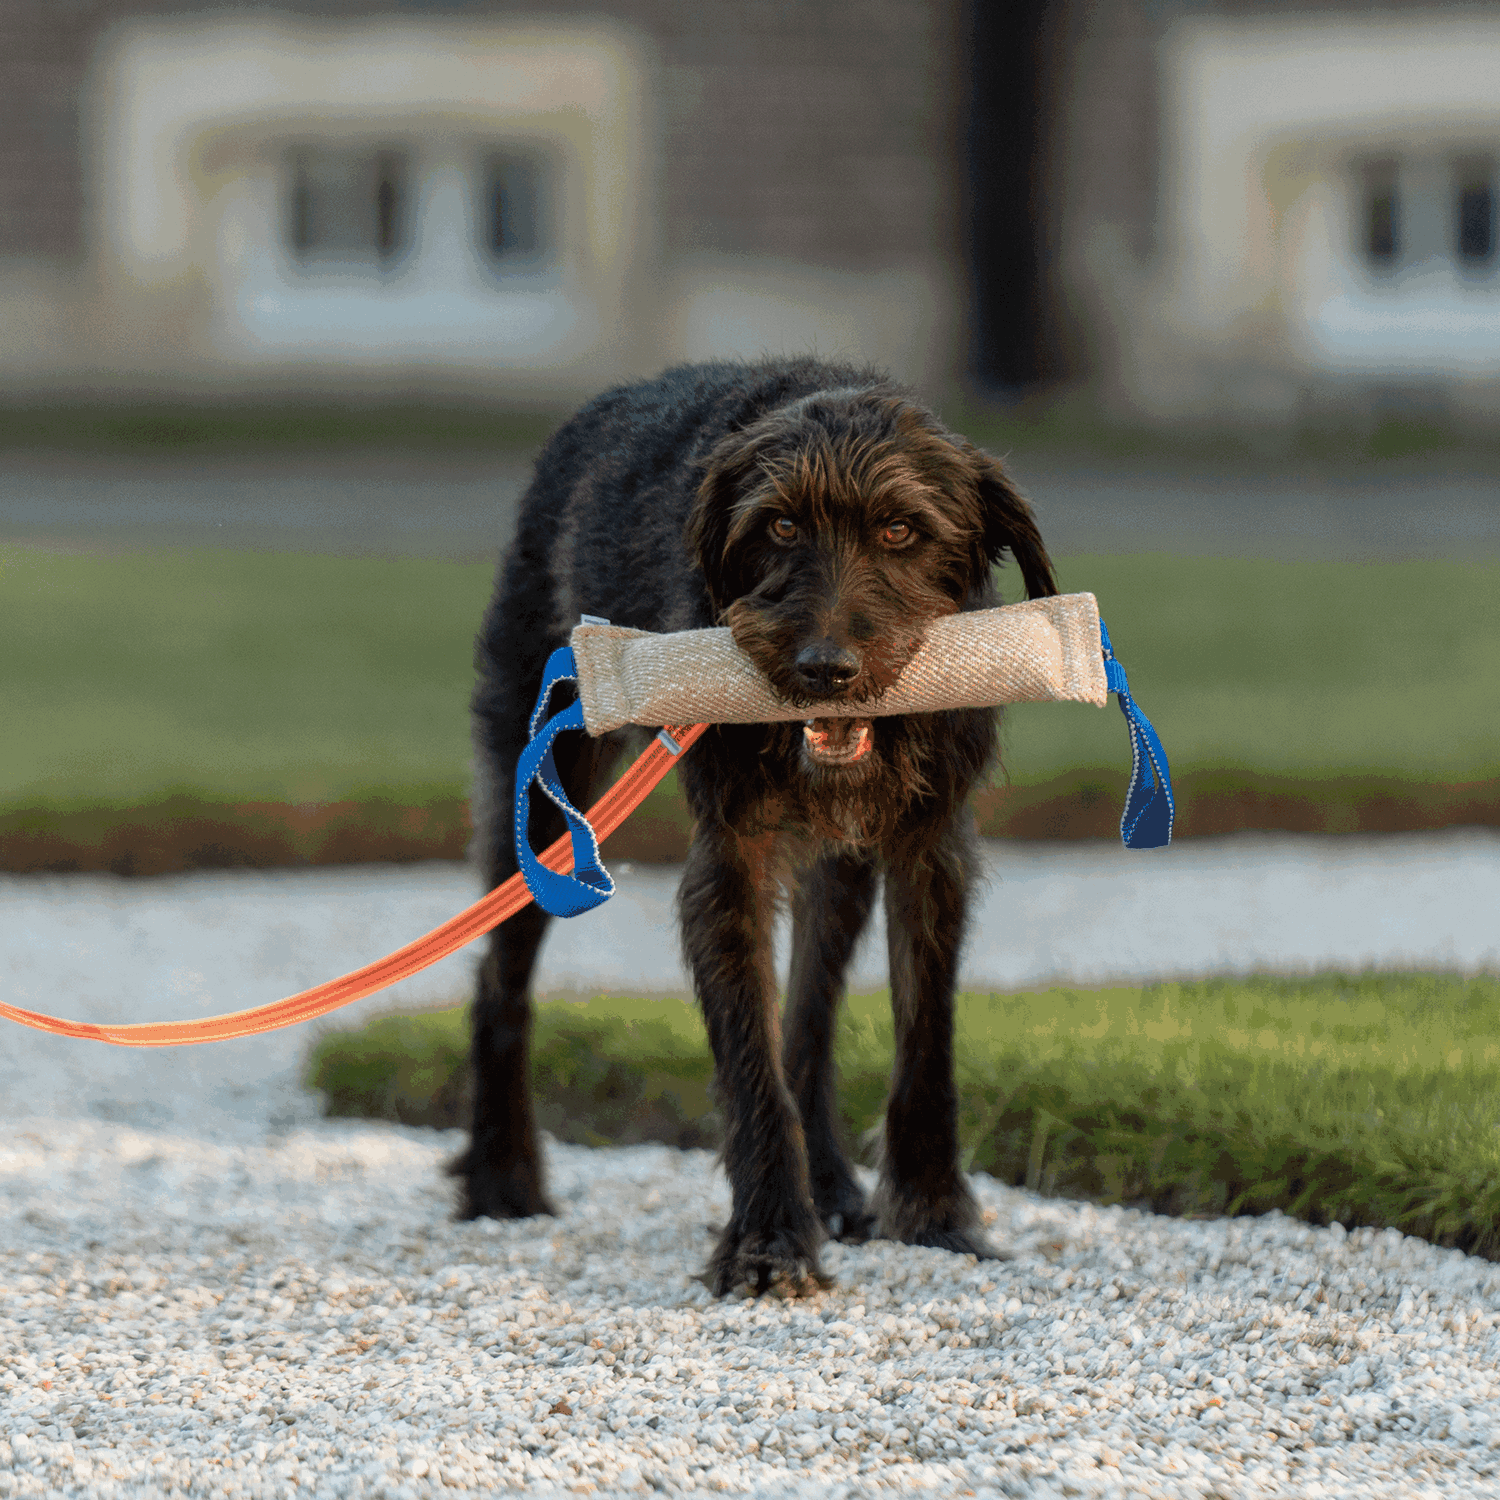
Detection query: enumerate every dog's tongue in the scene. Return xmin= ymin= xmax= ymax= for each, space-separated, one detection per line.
xmin=803 ymin=716 xmax=873 ymax=765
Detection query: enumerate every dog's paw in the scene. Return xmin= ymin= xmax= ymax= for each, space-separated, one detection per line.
xmin=871 ymin=1181 xmax=1012 ymax=1260
xmin=447 ymin=1145 xmax=555 ymax=1221
xmin=904 ymin=1225 xmax=1013 ymax=1261
xmin=705 ymin=1225 xmax=832 ymax=1298
xmin=814 ymin=1178 xmax=875 ymax=1244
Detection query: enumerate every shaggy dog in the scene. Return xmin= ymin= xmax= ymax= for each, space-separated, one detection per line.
xmin=452 ymin=358 xmax=1057 ymax=1296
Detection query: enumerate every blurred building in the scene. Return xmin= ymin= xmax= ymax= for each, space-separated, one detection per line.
xmin=0 ymin=0 xmax=1497 ymax=419
xmin=1107 ymin=6 xmax=1500 ymax=424
xmin=0 ymin=0 xmax=968 ymax=402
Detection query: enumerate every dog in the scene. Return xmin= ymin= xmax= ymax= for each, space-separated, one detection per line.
xmin=451 ymin=357 xmax=1057 ymax=1296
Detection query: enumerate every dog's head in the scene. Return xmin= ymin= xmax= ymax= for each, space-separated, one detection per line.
xmin=686 ymin=386 xmax=1056 ymax=771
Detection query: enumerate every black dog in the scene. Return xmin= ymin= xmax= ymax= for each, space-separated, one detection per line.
xmin=451 ymin=358 xmax=1057 ymax=1295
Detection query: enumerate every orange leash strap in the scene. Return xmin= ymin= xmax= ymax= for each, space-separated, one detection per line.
xmin=0 ymin=723 xmax=709 ymax=1049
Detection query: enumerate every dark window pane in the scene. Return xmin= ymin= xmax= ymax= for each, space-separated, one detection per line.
xmin=1367 ymin=188 xmax=1397 ymax=263
xmin=1458 ymin=183 xmax=1494 ymax=262
xmin=372 ymin=153 xmax=402 ymax=262
xmin=290 ymin=167 xmax=314 ymax=256
xmin=483 ymin=156 xmax=547 ymax=265
xmin=286 ymin=148 xmax=408 ymax=267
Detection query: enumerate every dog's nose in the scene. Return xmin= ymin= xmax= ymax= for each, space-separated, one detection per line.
xmin=794 ymin=641 xmax=860 ymax=697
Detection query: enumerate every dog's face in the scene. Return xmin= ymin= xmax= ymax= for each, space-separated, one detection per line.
xmin=687 ymin=388 xmax=1055 ymax=776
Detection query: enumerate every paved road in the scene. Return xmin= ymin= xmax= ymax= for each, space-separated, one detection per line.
xmin=3 ymin=831 xmax=1497 ymax=1138
xmin=0 ymin=455 xmax=531 ymax=561
xmin=3 ymin=453 xmax=1498 ymax=561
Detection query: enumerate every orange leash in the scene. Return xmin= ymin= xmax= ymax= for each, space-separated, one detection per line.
xmin=0 ymin=723 xmax=709 ymax=1049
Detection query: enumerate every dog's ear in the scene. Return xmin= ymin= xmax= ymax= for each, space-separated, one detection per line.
xmin=685 ymin=450 xmax=739 ymax=612
xmin=973 ymin=453 xmax=1058 ymax=600
xmin=686 ymin=426 xmax=773 ymax=611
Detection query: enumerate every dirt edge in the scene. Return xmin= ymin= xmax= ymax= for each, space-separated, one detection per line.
xmin=4 ymin=773 xmax=1497 ymax=877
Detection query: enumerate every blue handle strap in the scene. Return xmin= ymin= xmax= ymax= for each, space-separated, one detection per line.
xmin=514 ymin=646 xmax=615 ymax=918
xmin=515 ymin=621 xmax=1172 ymax=913
xmin=1099 ymin=619 xmax=1173 ymax=849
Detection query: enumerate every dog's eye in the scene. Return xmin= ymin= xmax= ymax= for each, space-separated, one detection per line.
xmin=769 ymin=517 xmax=797 ymax=543
xmin=881 ymin=520 xmax=913 ymax=547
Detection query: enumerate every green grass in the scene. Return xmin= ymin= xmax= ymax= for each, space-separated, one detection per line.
xmin=313 ymin=999 xmax=718 ymax=1152
xmin=4 ymin=546 xmax=1498 ymax=817
xmin=0 ymin=548 xmax=494 ymax=807
xmin=307 ymin=974 xmax=1500 ymax=1258
xmin=1002 ymin=555 xmax=1500 ymax=783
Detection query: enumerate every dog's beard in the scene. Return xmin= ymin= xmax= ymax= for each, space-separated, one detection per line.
xmin=790 ymin=719 xmax=929 ymax=844
xmin=751 ymin=714 xmax=939 ymax=846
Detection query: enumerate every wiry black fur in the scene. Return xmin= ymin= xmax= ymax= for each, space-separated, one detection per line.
xmin=451 ymin=358 xmax=1057 ymax=1296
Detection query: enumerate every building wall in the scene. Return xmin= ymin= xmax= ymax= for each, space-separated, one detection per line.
xmin=1045 ymin=0 xmax=1500 ymax=419
xmin=8 ymin=0 xmax=1496 ymax=414
xmin=0 ymin=0 xmax=962 ymax=268
xmin=0 ymin=0 xmax=968 ymax=397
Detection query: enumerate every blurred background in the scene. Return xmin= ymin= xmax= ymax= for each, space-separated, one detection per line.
xmin=5 ymin=0 xmax=1500 ymax=411
xmin=1 ymin=0 xmax=1498 ymax=875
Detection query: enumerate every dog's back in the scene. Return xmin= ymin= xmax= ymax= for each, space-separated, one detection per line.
xmin=488 ymin=358 xmax=885 ymax=644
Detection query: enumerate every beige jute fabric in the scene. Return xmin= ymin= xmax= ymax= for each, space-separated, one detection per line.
xmin=569 ymin=593 xmax=1107 ymax=736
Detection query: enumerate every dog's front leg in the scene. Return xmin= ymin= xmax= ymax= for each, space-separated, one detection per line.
xmin=872 ymin=815 xmax=1002 ymax=1258
xmin=784 ymin=850 xmax=879 ymax=1243
xmin=680 ymin=826 xmax=828 ymax=1296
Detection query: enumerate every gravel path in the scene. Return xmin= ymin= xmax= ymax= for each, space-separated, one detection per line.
xmin=5 ymin=833 xmax=1500 ymax=1497
xmin=4 ymin=1124 xmax=1500 ymax=1499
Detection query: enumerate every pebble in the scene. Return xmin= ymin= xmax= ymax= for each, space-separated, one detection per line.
xmin=3 ymin=1120 xmax=1500 ymax=1498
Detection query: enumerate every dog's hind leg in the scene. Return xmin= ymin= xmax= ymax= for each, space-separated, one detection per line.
xmin=783 ymin=850 xmax=878 ymax=1243
xmin=452 ymin=717 xmax=617 ymax=1222
xmin=871 ymin=813 xmax=1004 ymax=1259
xmin=680 ymin=826 xmax=829 ymax=1296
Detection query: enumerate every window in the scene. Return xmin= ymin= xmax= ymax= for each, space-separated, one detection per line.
xmin=480 ymin=154 xmax=551 ymax=270
xmin=1456 ymin=161 xmax=1495 ymax=265
xmin=1361 ymin=160 xmax=1399 ymax=267
xmin=286 ymin=148 xmax=410 ymax=268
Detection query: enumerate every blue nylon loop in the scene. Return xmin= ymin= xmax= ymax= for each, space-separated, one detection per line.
xmin=514 ymin=622 xmax=1172 ymax=914
xmin=1099 ymin=619 xmax=1174 ymax=849
xmin=515 ymin=647 xmax=615 ymax=917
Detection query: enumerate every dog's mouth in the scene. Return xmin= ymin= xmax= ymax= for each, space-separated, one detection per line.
xmin=802 ymin=716 xmax=873 ymax=766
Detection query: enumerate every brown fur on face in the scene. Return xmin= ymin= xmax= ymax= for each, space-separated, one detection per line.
xmin=688 ymin=387 xmax=1054 ymax=712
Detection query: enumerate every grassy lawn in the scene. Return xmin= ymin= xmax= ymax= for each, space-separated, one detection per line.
xmin=1 ymin=547 xmax=493 ymax=808
xmin=3 ymin=546 xmax=1498 ymax=821
xmin=1007 ymin=554 xmax=1500 ymax=783
xmin=307 ymin=973 xmax=1500 ymax=1259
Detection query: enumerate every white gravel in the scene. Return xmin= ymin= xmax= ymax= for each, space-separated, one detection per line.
xmin=6 ymin=836 xmax=1500 ymax=1495
xmin=4 ymin=1120 xmax=1500 ymax=1499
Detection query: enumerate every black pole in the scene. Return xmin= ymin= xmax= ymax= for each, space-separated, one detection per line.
xmin=966 ymin=0 xmax=1050 ymax=393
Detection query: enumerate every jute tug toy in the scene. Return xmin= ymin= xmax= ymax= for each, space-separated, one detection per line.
xmin=518 ymin=593 xmax=1170 ymax=917
xmin=0 ymin=593 xmax=1170 ymax=1047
